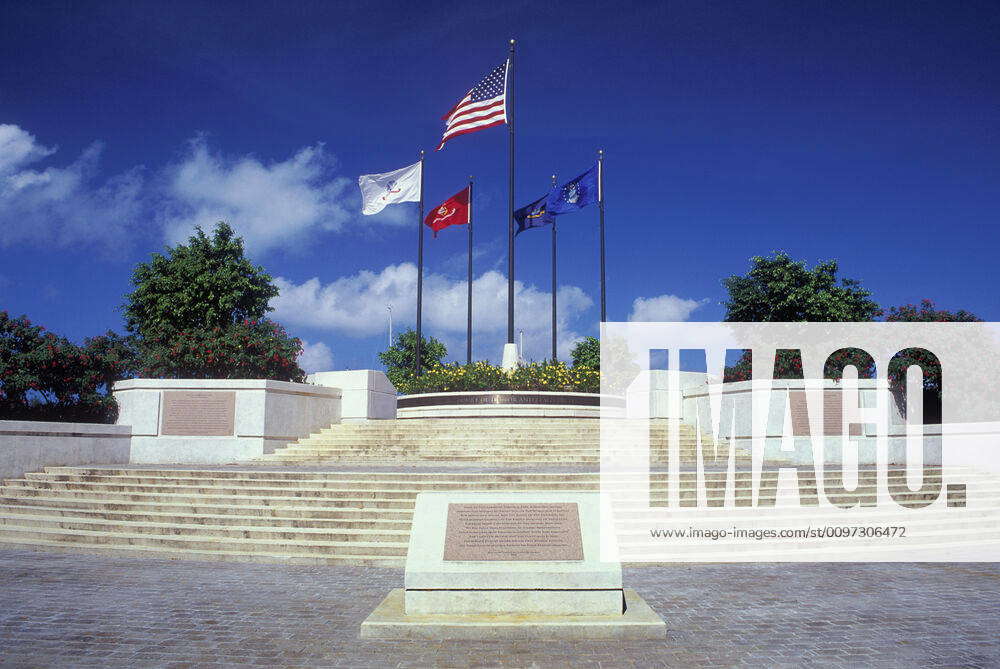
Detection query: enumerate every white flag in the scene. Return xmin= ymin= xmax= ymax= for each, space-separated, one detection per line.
xmin=358 ymin=161 xmax=422 ymax=215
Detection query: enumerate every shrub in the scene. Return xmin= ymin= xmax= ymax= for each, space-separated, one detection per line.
xmin=570 ymin=337 xmax=600 ymax=370
xmin=395 ymin=361 xmax=600 ymax=395
xmin=0 ymin=311 xmax=135 ymax=423
xmin=378 ymin=329 xmax=447 ymax=390
xmin=138 ymin=320 xmax=304 ymax=381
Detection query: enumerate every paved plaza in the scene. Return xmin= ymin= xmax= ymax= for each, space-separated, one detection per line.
xmin=0 ymin=549 xmax=997 ymax=667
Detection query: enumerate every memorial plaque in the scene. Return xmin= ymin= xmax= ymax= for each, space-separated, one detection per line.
xmin=443 ymin=502 xmax=583 ymax=561
xmin=161 ymin=391 xmax=236 ymax=436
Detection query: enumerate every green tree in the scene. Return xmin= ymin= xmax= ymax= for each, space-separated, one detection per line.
xmin=723 ymin=251 xmax=881 ymax=322
xmin=122 ymin=222 xmax=304 ymax=381
xmin=123 ymin=222 xmax=279 ymax=337
xmin=379 ymin=329 xmax=446 ymax=391
xmin=570 ymin=336 xmax=600 ymax=370
xmin=723 ymin=252 xmax=881 ymax=380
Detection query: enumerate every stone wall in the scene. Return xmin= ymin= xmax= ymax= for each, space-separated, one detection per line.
xmin=0 ymin=420 xmax=131 ymax=479
xmin=624 ymin=372 xmax=948 ymax=466
xmin=306 ymin=370 xmax=396 ymax=421
xmin=114 ymin=379 xmax=341 ymax=464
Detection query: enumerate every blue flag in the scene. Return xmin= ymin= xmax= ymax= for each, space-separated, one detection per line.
xmin=547 ymin=163 xmax=599 ymax=215
xmin=514 ymin=194 xmax=555 ymax=235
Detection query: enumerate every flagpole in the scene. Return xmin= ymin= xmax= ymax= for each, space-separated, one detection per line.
xmin=506 ymin=38 xmax=516 ymax=349
xmin=550 ymin=173 xmax=557 ymax=363
xmin=598 ymin=148 xmax=606 ymax=323
xmin=467 ymin=176 xmax=474 ymax=366
xmin=415 ymin=150 xmax=425 ymax=376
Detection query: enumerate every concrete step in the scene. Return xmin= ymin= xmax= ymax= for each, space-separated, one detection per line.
xmin=34 ymin=467 xmax=977 ymax=483
xmin=0 ymin=487 xmax=419 ymax=509
xmin=0 ymin=524 xmax=409 ymax=556
xmin=308 ymin=436 xmax=703 ymax=443
xmin=275 ymin=445 xmax=712 ymax=454
xmin=0 ymin=513 xmax=412 ymax=543
xmin=41 ymin=467 xmax=600 ymax=482
xmin=2 ymin=482 xmax=982 ymax=508
xmin=0 ymin=504 xmax=413 ymax=529
xmin=0 ymin=536 xmax=405 ymax=567
xmin=269 ymin=416 xmax=717 ymax=466
xmin=5 ymin=463 xmax=990 ymax=567
xmin=0 ymin=495 xmax=415 ymax=520
xmin=3 ymin=479 xmax=601 ymax=496
xmin=13 ymin=473 xmax=983 ymax=494
xmin=23 ymin=477 xmax=599 ymax=493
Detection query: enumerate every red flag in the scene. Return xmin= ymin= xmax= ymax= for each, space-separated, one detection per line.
xmin=424 ymin=186 xmax=470 ymax=237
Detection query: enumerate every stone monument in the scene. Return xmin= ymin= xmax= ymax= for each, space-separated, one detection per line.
xmin=360 ymin=491 xmax=666 ymax=639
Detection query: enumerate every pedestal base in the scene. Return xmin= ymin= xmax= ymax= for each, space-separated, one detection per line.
xmin=501 ymin=343 xmax=519 ymax=370
xmin=359 ymin=588 xmax=666 ymax=640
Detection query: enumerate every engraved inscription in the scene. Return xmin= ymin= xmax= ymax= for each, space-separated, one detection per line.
xmin=443 ymin=502 xmax=583 ymax=561
xmin=161 ymin=391 xmax=236 ymax=436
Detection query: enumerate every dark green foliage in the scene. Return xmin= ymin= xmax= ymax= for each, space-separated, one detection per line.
xmin=378 ymin=329 xmax=447 ymax=390
xmin=123 ymin=222 xmax=279 ymax=337
xmin=723 ymin=251 xmax=881 ymax=323
xmin=123 ymin=221 xmax=304 ymax=381
xmin=570 ymin=336 xmax=600 ymax=370
xmin=722 ymin=252 xmax=881 ymax=381
xmin=0 ymin=312 xmax=136 ymax=422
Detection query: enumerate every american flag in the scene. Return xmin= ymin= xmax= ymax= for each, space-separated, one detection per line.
xmin=436 ymin=60 xmax=508 ymax=151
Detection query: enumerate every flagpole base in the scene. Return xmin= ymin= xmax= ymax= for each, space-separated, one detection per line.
xmin=501 ymin=343 xmax=519 ymax=370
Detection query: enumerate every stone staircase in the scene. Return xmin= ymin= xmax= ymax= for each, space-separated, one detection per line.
xmin=1 ymin=465 xmax=997 ymax=565
xmin=258 ymin=418 xmax=748 ymax=465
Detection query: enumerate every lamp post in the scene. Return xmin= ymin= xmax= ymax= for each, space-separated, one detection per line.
xmin=386 ymin=304 xmax=392 ymax=348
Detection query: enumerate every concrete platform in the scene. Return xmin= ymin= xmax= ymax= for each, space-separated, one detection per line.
xmin=359 ymin=587 xmax=666 ymax=640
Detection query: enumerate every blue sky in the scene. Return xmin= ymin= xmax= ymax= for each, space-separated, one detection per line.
xmin=2 ymin=1 xmax=998 ymax=371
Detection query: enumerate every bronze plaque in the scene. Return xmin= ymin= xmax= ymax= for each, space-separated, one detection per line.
xmin=443 ymin=502 xmax=583 ymax=561
xmin=790 ymin=391 xmax=863 ymax=437
xmin=161 ymin=391 xmax=236 ymax=436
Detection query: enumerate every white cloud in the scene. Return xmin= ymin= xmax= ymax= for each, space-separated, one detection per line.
xmin=0 ymin=124 xmax=56 ymax=175
xmin=628 ymin=294 xmax=706 ymax=322
xmin=0 ymin=124 xmax=408 ymax=254
xmin=272 ymin=263 xmax=594 ymax=362
xmin=297 ymin=340 xmax=334 ymax=373
xmin=162 ymin=138 xmax=353 ymax=255
xmin=0 ymin=125 xmax=144 ymax=249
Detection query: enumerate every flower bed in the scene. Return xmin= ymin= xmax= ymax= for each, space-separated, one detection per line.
xmin=394 ymin=361 xmax=600 ymax=395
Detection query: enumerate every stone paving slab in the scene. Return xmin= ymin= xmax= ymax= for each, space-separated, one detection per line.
xmin=0 ymin=549 xmax=998 ymax=667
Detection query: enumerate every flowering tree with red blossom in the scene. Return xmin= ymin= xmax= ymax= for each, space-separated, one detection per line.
xmin=122 ymin=221 xmax=305 ymax=381
xmin=0 ymin=311 xmax=136 ymax=422
xmin=885 ymin=299 xmax=981 ymax=399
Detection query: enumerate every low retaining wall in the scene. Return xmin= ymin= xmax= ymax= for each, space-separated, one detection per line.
xmin=397 ymin=391 xmax=623 ymax=419
xmin=0 ymin=420 xmax=131 ymax=479
xmin=307 ymin=370 xmax=396 ymax=421
xmin=673 ymin=378 xmax=941 ymax=466
xmin=114 ymin=379 xmax=341 ymax=464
